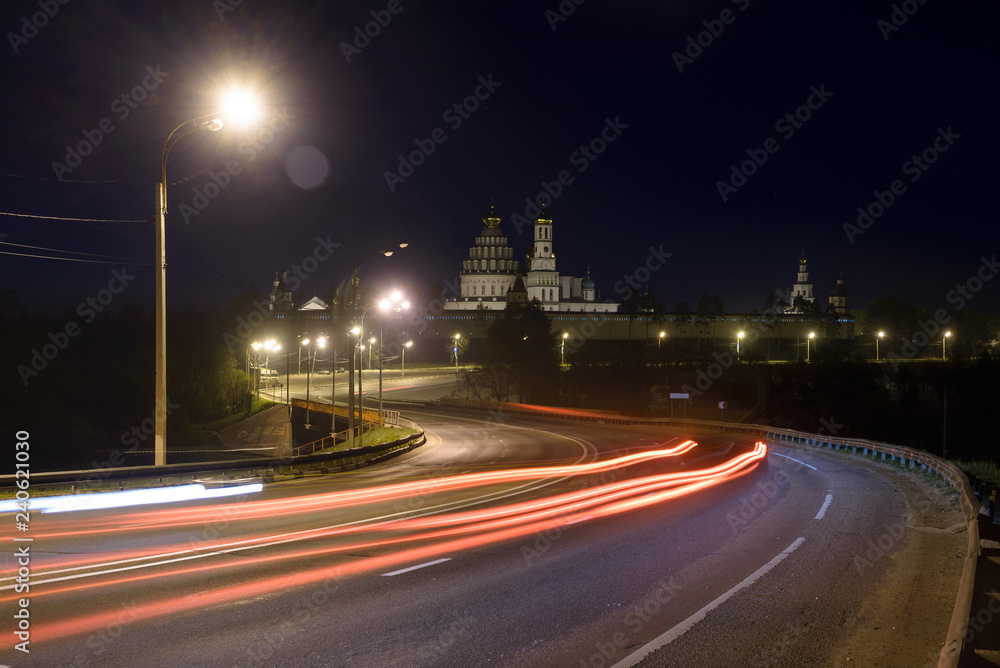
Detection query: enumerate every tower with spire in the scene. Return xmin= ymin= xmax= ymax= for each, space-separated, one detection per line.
xmin=784 ymin=249 xmax=815 ymax=313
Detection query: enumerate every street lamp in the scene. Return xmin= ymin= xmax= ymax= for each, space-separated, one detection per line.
xmin=658 ymin=331 xmax=665 ymax=348
xmin=737 ymin=331 xmax=744 ymax=358
xmin=943 ymin=330 xmax=952 ymax=360
xmin=378 ymin=293 xmax=410 ymax=427
xmin=368 ymin=336 xmax=376 ymax=370
xmin=453 ymin=334 xmax=461 ymax=372
xmin=877 ymin=330 xmax=885 ymax=361
xmin=402 ymin=340 xmax=413 ymax=378
xmin=154 ymin=89 xmax=260 ymax=466
xmin=807 ymin=331 xmax=816 ymax=362
xmin=347 ymin=243 xmax=408 ymax=447
xmin=561 ymin=332 xmax=569 ymax=366
xmin=300 ymin=336 xmax=325 ymax=429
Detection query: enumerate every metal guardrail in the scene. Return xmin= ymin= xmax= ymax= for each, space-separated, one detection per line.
xmin=438 ymin=397 xmax=979 ymax=668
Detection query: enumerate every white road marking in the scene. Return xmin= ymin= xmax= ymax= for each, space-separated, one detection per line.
xmin=771 ymin=452 xmax=817 ymax=471
xmin=814 ymin=494 xmax=833 ymax=520
xmin=612 ymin=537 xmax=807 ymax=668
xmin=381 ymin=558 xmax=452 ymax=577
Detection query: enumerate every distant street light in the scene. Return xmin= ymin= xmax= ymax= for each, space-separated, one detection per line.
xmin=561 ymin=332 xmax=569 ymax=366
xmin=737 ymin=331 xmax=744 ymax=358
xmin=877 ymin=330 xmax=885 ymax=361
xmin=378 ymin=293 xmax=410 ymax=427
xmin=153 ymin=88 xmax=261 ymax=466
xmin=807 ymin=331 xmax=816 ymax=362
xmin=300 ymin=336 xmax=325 ymax=429
xmin=402 ymin=340 xmax=413 ymax=378
xmin=943 ymin=330 xmax=952 ymax=360
xmin=453 ymin=333 xmax=461 ymax=372
xmin=348 ymin=243 xmax=408 ymax=447
xmin=658 ymin=331 xmax=665 ymax=348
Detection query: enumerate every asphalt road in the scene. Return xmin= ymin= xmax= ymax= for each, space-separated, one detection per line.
xmin=1 ymin=405 xmax=961 ymax=667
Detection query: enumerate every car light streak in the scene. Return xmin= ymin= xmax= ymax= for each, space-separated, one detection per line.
xmin=20 ymin=441 xmax=698 ymax=540
xmin=17 ymin=442 xmax=766 ymax=643
xmin=0 ymin=441 xmax=760 ymax=593
xmin=0 ymin=483 xmax=263 ymax=515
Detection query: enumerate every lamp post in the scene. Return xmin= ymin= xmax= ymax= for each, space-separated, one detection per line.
xmin=378 ymin=293 xmax=410 ymax=427
xmin=153 ymin=90 xmax=260 ymax=466
xmin=402 ymin=340 xmax=413 ymax=378
xmin=658 ymin=331 xmax=665 ymax=348
xmin=561 ymin=332 xmax=569 ymax=366
xmin=807 ymin=331 xmax=816 ymax=362
xmin=453 ymin=334 xmax=461 ymax=372
xmin=368 ymin=337 xmax=376 ymax=370
xmin=943 ymin=330 xmax=952 ymax=360
xmin=737 ymin=331 xmax=744 ymax=358
xmin=300 ymin=336 xmax=325 ymax=430
xmin=877 ymin=330 xmax=885 ymax=361
xmin=347 ymin=243 xmax=408 ymax=447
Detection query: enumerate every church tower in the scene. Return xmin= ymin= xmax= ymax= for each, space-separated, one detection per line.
xmin=525 ymin=209 xmax=560 ymax=309
xmin=828 ymin=273 xmax=850 ymax=315
xmin=446 ymin=203 xmax=520 ymax=310
xmin=269 ymin=269 xmax=294 ymax=312
xmin=785 ymin=248 xmax=815 ymax=313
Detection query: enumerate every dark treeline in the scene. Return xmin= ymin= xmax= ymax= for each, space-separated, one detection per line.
xmin=2 ymin=289 xmax=263 ymax=470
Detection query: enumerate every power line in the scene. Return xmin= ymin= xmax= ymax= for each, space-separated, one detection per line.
xmin=0 ymin=240 xmax=148 ymax=262
xmin=0 ymin=211 xmax=146 ymax=223
xmin=0 ymin=250 xmax=152 ymax=266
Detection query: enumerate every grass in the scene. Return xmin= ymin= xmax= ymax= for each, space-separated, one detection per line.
xmin=951 ymin=459 xmax=1000 ymax=486
xmin=317 ymin=426 xmax=419 ymax=454
xmin=197 ymin=399 xmax=280 ymax=433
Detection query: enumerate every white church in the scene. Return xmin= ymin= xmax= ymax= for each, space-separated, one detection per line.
xmin=444 ymin=204 xmax=619 ymax=313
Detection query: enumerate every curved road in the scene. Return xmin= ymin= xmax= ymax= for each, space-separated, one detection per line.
xmin=1 ymin=404 xmax=963 ymax=667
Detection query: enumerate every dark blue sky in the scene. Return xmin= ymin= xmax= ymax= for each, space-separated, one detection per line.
xmin=1 ymin=0 xmax=997 ymax=317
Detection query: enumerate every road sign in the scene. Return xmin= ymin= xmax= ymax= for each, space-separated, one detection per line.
xmin=670 ymin=393 xmax=689 ymax=399
xmin=718 ymin=401 xmax=727 ymax=409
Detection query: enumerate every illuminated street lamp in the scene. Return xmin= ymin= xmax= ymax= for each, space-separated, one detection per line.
xmin=453 ymin=334 xmax=461 ymax=372
xmin=658 ymin=331 xmax=665 ymax=348
xmin=377 ymin=293 xmax=410 ymax=426
xmin=943 ymin=330 xmax=952 ymax=360
xmin=876 ymin=330 xmax=885 ymax=361
xmin=347 ymin=243 xmax=408 ymax=447
xmin=402 ymin=340 xmax=413 ymax=378
xmin=368 ymin=336 xmax=376 ymax=370
xmin=807 ymin=331 xmax=816 ymax=362
xmin=561 ymin=332 xmax=569 ymax=366
xmin=737 ymin=331 xmax=744 ymax=358
xmin=300 ymin=336 xmax=325 ymax=429
xmin=154 ymin=88 xmax=260 ymax=466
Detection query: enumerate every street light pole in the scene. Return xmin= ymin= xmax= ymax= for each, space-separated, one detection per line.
xmin=561 ymin=332 xmax=568 ymax=366
xmin=737 ymin=331 xmax=744 ymax=358
xmin=876 ymin=330 xmax=885 ymax=361
xmin=402 ymin=340 xmax=412 ymax=378
xmin=943 ymin=330 xmax=952 ymax=360
xmin=453 ymin=334 xmax=460 ymax=373
xmin=347 ymin=242 xmax=408 ymax=447
xmin=807 ymin=331 xmax=815 ymax=362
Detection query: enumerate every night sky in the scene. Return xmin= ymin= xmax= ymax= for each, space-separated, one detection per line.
xmin=1 ymin=0 xmax=997 ymax=318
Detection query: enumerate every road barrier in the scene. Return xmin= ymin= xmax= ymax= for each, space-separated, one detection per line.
xmin=0 ymin=425 xmax=424 ymax=494
xmin=438 ymin=397 xmax=980 ymax=667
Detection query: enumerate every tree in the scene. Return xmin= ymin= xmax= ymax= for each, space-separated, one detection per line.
xmin=465 ymin=300 xmax=558 ymax=402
